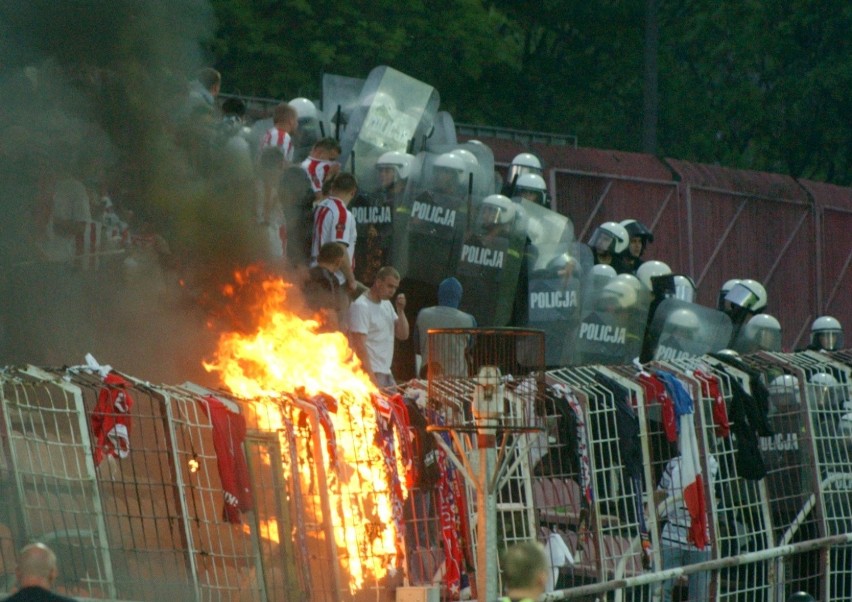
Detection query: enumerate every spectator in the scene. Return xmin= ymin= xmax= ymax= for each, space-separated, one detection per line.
xmin=259 ymin=103 xmax=298 ymax=165
xmin=6 ymin=542 xmax=76 ymax=602
xmin=498 ymin=540 xmax=549 ymax=602
xmin=300 ymin=138 xmax=341 ymax=201
xmin=185 ymin=67 xmax=221 ymax=121
xmin=303 ymin=242 xmax=346 ymax=331
xmin=255 ymin=146 xmax=287 ymax=263
xmin=311 ymin=173 xmax=359 ymax=293
xmin=413 ymin=277 xmax=476 ymax=378
xmin=349 ymin=266 xmax=409 ymax=387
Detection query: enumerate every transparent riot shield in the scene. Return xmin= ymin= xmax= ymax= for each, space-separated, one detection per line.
xmin=349 ymin=154 xmax=423 ymax=285
xmin=427 ymin=111 xmax=459 ymax=149
xmin=518 ymin=201 xmax=588 ymax=366
xmin=321 ymin=73 xmax=365 ymax=140
xmin=291 ymin=104 xmax=332 ymax=163
xmin=393 ymin=150 xmax=475 ymax=285
xmin=569 ymin=273 xmax=651 ymax=366
xmin=647 ymin=298 xmax=734 ymax=362
xmin=455 ymin=198 xmax=527 ymax=326
xmin=338 ymin=66 xmax=440 ymax=189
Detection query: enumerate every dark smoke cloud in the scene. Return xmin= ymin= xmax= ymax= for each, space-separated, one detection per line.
xmin=0 ymin=1 xmax=264 ymax=385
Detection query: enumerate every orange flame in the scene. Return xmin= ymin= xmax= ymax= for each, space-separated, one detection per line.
xmin=204 ymin=273 xmax=402 ymax=592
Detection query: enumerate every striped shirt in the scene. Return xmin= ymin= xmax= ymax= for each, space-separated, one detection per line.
xmin=259 ymin=127 xmax=293 ymax=163
xmin=311 ymin=196 xmax=356 ymax=281
xmin=301 ymin=157 xmax=337 ymax=193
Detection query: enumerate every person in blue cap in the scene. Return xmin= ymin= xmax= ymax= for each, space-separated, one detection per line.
xmin=413 ymin=277 xmax=477 ymax=378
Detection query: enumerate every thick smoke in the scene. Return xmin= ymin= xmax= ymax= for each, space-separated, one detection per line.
xmin=0 ymin=1 xmax=266 ymax=384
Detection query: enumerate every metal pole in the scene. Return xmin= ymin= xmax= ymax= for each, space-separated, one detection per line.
xmin=476 ymin=431 xmax=498 ymax=602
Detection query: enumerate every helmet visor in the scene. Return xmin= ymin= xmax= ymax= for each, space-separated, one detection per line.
xmin=725 ymin=283 xmax=759 ymax=310
xmin=589 ymin=230 xmax=615 ymax=254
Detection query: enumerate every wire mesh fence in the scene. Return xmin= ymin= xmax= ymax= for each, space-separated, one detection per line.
xmin=1 ymin=343 xmax=851 ymax=602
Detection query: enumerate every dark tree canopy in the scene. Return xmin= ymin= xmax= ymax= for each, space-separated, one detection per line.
xmin=208 ymin=0 xmax=851 ymax=185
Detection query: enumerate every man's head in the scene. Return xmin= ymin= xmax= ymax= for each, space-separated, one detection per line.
xmin=197 ymin=68 xmax=221 ymax=97
xmin=438 ymin=277 xmax=463 ymax=309
xmin=317 ymin=242 xmax=346 ymax=271
xmin=500 ymin=540 xmax=548 ymax=595
xmin=273 ymin=103 xmax=298 ymax=131
xmin=371 ymin=266 xmax=401 ymax=300
xmin=311 ymin=137 xmax=341 ymax=162
xmin=16 ymin=543 xmax=58 ymax=590
xmin=328 ymin=173 xmax=358 ymax=204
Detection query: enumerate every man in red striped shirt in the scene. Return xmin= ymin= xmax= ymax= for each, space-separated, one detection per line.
xmin=311 ymin=173 xmax=358 ymax=294
xmin=300 ymin=137 xmax=341 ymax=201
xmin=259 ymin=102 xmax=298 ymax=164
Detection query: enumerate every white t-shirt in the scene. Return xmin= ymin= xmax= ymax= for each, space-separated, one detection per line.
xmin=349 ymin=294 xmax=397 ymax=374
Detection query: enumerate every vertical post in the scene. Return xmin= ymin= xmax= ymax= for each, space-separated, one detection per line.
xmin=476 ymin=436 xmax=498 ymax=602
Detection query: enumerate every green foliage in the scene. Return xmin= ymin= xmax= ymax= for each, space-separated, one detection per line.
xmin=208 ymin=0 xmax=851 ymax=184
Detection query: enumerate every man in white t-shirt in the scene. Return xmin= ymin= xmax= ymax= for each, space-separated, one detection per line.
xmin=349 ymin=266 xmax=409 ymax=388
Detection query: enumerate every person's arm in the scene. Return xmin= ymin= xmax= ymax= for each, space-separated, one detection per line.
xmin=350 ymin=332 xmax=376 ymax=383
xmin=339 ymin=251 xmax=357 ymax=292
xmin=394 ymin=294 xmax=409 ymax=340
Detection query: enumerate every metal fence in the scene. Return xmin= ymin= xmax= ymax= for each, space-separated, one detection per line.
xmin=1 ymin=346 xmax=851 ymax=602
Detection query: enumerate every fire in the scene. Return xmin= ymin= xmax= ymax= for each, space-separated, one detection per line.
xmin=204 ymin=272 xmax=403 ymax=593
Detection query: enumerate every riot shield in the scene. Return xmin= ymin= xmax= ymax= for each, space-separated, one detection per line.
xmin=427 ymin=111 xmax=459 ymax=149
xmin=321 ymin=73 xmax=365 ymax=140
xmin=290 ymin=102 xmax=331 ymax=163
xmin=455 ymin=196 xmax=527 ymax=326
xmin=393 ymin=150 xmax=476 ymax=285
xmin=517 ymin=201 xmax=588 ymax=366
xmin=338 ymin=66 xmax=440 ymax=189
xmin=569 ymin=273 xmax=651 ymax=366
xmin=349 ymin=154 xmax=422 ymax=284
xmin=647 ymin=298 xmax=734 ymax=362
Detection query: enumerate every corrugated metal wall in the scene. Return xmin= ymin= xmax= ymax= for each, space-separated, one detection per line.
xmin=473 ymin=137 xmax=850 ymax=350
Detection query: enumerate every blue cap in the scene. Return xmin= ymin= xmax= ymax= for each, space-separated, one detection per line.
xmin=438 ymin=277 xmax=463 ymax=308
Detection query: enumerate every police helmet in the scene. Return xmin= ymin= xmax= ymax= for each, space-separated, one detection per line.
xmin=600 ymin=279 xmax=638 ymax=310
xmin=453 ymin=148 xmax=479 ymax=170
xmin=743 ymin=313 xmax=782 ymax=352
xmin=768 ymin=374 xmax=799 ymax=396
xmin=620 ymin=219 xmax=654 ymax=242
xmin=715 ymin=348 xmax=740 ymax=358
xmin=717 ymin=278 xmax=742 ymax=310
xmin=673 ymin=274 xmax=697 ymax=303
xmin=434 ymin=152 xmax=468 ymax=185
xmin=769 ymin=374 xmax=801 ymax=406
xmin=668 ymin=308 xmax=700 ymax=333
xmin=515 ymin=173 xmax=548 ymax=206
xmin=636 ymin=260 xmax=673 ymax=291
xmin=589 ymin=222 xmax=629 ymax=255
xmin=613 ymin=273 xmax=644 ymax=294
xmin=507 ymin=153 xmax=543 ymax=182
xmin=376 ymin=151 xmax=414 ymax=181
xmin=479 ymin=194 xmax=515 ymax=226
xmin=589 ymin=264 xmax=617 ymax=279
xmin=289 ymin=97 xmax=318 ymax=120
xmin=808 ymin=371 xmax=840 ymax=410
xmin=810 ymin=315 xmax=843 ymax=351
xmin=547 ymin=253 xmax=578 ymax=276
xmin=725 ymin=279 xmax=767 ymax=313
xmin=620 ymin=219 xmax=653 ymax=257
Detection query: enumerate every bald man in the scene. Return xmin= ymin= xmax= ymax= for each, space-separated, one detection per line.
xmin=6 ymin=543 xmax=76 ymax=601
